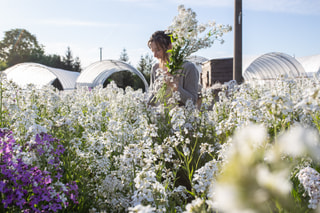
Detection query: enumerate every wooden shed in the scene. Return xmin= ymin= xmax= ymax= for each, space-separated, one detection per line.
xmin=201 ymin=58 xmax=233 ymax=88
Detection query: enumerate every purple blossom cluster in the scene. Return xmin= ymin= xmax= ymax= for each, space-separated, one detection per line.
xmin=0 ymin=129 xmax=78 ymax=212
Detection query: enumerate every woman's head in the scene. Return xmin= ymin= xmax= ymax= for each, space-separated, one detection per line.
xmin=148 ymin=30 xmax=172 ymax=61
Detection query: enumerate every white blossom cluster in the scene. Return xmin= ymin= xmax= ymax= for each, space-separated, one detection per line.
xmin=132 ymin=168 xmax=167 ymax=210
xmin=2 ymin=70 xmax=320 ymax=212
xmin=211 ymin=125 xmax=290 ymax=212
xmin=150 ymin=67 xmax=179 ymax=105
xmin=167 ymin=5 xmax=232 ymax=57
xmin=192 ymin=160 xmax=218 ymax=194
xmin=184 ymin=197 xmax=207 ymax=213
xmin=298 ymin=167 xmax=320 ymax=209
xmin=128 ymin=204 xmax=156 ymax=213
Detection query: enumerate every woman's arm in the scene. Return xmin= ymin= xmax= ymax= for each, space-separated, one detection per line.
xmin=177 ymin=62 xmax=199 ymax=105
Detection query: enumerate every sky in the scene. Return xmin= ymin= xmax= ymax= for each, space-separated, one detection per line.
xmin=1 ymin=0 xmax=320 ymax=68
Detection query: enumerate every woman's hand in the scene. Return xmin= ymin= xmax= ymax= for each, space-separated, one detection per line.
xmin=159 ymin=60 xmax=179 ymax=92
xmin=164 ymin=71 xmax=178 ymax=92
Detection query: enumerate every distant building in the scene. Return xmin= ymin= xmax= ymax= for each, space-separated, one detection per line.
xmin=201 ymin=57 xmax=233 ymax=88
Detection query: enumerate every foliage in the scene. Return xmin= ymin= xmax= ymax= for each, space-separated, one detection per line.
xmin=136 ymin=53 xmax=155 ymax=84
xmin=63 ymin=46 xmax=74 ymax=70
xmin=0 ymin=60 xmax=7 ymax=71
xmin=119 ymin=48 xmax=130 ymax=63
xmin=72 ymin=57 xmax=81 ymax=72
xmin=36 ymin=54 xmax=65 ymax=69
xmin=1 ymin=7 xmax=320 ymax=213
xmin=1 ymin=72 xmax=320 ymax=212
xmin=0 ymin=129 xmax=78 ymax=212
xmin=106 ymin=71 xmax=144 ymax=91
xmin=0 ymin=28 xmax=44 ymax=66
xmin=0 ymin=29 xmax=82 ymax=71
xmin=62 ymin=46 xmax=82 ymax=72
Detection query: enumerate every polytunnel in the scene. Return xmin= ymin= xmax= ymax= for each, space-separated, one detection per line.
xmin=243 ymin=52 xmax=307 ymax=81
xmin=296 ymin=54 xmax=320 ymax=78
xmin=76 ymin=59 xmax=149 ymax=91
xmin=3 ymin=63 xmax=79 ymax=90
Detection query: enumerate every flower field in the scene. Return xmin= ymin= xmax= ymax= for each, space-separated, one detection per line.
xmin=1 ymin=73 xmax=320 ymax=212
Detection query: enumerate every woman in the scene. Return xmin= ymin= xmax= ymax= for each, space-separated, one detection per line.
xmin=147 ymin=30 xmax=199 ymax=106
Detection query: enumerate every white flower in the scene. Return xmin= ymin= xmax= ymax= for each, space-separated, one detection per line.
xmin=166 ymin=4 xmax=231 ymax=72
xmin=27 ymin=124 xmax=47 ymax=136
xmin=182 ymin=144 xmax=190 ymax=156
xmin=192 ymin=160 xmax=218 ymax=194
xmin=298 ymin=167 xmax=320 ymax=209
xmin=278 ymin=125 xmax=320 ymax=160
xmin=128 ymin=204 xmax=156 ymax=213
xmin=228 ymin=124 xmax=267 ymax=163
xmin=132 ymin=169 xmax=167 ymax=206
xmin=256 ymin=165 xmax=292 ymax=196
xmin=184 ymin=197 xmax=206 ymax=213
xmin=213 ymin=183 xmax=247 ymax=213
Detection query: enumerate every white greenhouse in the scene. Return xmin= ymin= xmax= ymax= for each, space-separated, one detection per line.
xmin=3 ymin=63 xmax=79 ymax=90
xmin=243 ymin=52 xmax=307 ymax=81
xmin=296 ymin=54 xmax=320 ymax=78
xmin=76 ymin=59 xmax=149 ymax=91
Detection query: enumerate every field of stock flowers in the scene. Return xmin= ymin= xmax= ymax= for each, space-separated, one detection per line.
xmin=1 ymin=72 xmax=320 ymax=212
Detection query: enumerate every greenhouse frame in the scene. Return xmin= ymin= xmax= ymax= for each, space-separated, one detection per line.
xmin=243 ymin=52 xmax=307 ymax=81
xmin=3 ymin=63 xmax=80 ymax=90
xmin=296 ymin=54 xmax=320 ymax=78
xmin=76 ymin=59 xmax=149 ymax=91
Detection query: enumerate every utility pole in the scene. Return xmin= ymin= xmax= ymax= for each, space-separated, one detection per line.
xmin=233 ymin=0 xmax=243 ymax=83
xmin=99 ymin=47 xmax=103 ymax=61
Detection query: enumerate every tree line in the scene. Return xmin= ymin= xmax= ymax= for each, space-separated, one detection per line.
xmin=0 ymin=28 xmax=154 ymax=90
xmin=0 ymin=29 xmax=81 ymax=72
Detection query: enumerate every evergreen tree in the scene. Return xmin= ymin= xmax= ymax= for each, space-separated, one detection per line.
xmin=63 ymin=46 xmax=74 ymax=70
xmin=60 ymin=47 xmax=82 ymax=72
xmin=119 ymin=48 xmax=129 ymax=63
xmin=39 ymin=54 xmax=65 ymax=69
xmin=116 ymin=48 xmax=132 ymax=88
xmin=137 ymin=55 xmax=146 ymax=72
xmin=137 ymin=53 xmax=154 ymax=84
xmin=73 ymin=56 xmax=81 ymax=72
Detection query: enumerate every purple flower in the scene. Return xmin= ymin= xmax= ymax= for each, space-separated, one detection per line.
xmin=55 ymin=173 xmax=62 ymax=180
xmin=0 ymin=129 xmax=79 ymax=212
xmin=36 ymin=147 xmax=45 ymax=155
xmin=44 ymin=176 xmax=52 ymax=184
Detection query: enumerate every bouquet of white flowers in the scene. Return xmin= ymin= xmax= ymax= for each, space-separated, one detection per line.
xmin=153 ymin=5 xmax=232 ymax=104
xmin=166 ymin=5 xmax=231 ymax=75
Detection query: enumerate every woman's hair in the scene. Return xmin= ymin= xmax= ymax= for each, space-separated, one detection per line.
xmin=148 ymin=30 xmax=171 ymax=51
